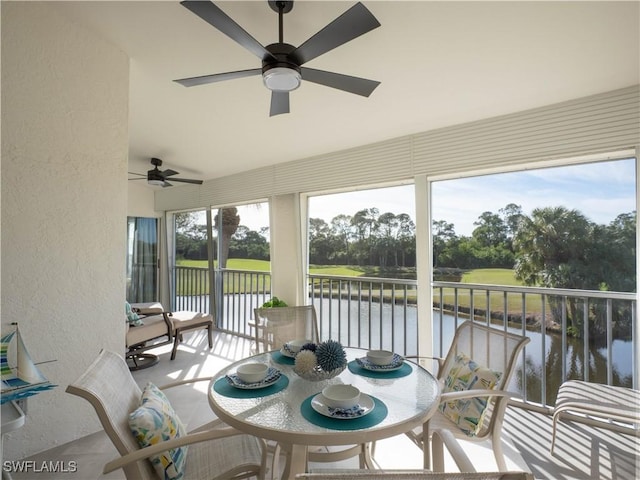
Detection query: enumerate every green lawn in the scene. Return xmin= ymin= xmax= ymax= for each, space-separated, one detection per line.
xmin=309 ymin=265 xmax=365 ymax=276
xmin=177 ymin=259 xmax=363 ymax=276
xmin=438 ymin=268 xmax=542 ymax=315
xmin=461 ymin=268 xmax=522 ymax=286
xmin=174 ymin=260 xmax=538 ymax=315
xmin=177 ymin=258 xmax=271 ymax=271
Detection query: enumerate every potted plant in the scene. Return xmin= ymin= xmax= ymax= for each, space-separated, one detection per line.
xmin=260 ymin=296 xmax=288 ymax=308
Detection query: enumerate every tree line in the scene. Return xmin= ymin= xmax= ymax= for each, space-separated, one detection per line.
xmin=175 ymin=205 xmax=636 ymax=338
xmin=176 ymin=205 xmax=636 ymax=296
xmin=175 ymin=208 xmax=269 ymax=266
xmin=309 ymin=208 xmax=416 ymax=269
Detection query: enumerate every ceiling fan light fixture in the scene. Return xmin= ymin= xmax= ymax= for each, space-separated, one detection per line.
xmin=262 ymin=67 xmax=301 ymax=92
xmin=147 ymin=179 xmax=165 ymax=187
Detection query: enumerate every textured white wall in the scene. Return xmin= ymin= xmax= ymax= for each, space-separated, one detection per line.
xmin=269 ymin=194 xmax=304 ymax=305
xmin=1 ymin=2 xmax=129 ymax=458
xmin=128 ymin=182 xmax=161 ymax=218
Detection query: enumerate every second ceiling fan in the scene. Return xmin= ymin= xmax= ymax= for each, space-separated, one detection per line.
xmin=174 ymin=0 xmax=381 ymax=116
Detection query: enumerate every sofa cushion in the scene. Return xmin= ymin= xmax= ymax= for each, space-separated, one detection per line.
xmin=126 ymin=314 xmax=170 ymax=347
xmin=170 ymin=311 xmax=213 ymax=330
xmin=129 ymin=382 xmax=188 ymax=480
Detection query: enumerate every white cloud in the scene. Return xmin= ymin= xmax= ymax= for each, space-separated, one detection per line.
xmin=433 ymin=158 xmax=635 ymax=235
xmin=227 ymin=158 xmax=636 ymax=236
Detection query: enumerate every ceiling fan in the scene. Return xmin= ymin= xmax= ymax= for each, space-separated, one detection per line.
xmin=174 ymin=0 xmax=381 ymax=116
xmin=128 ymin=158 xmax=203 ymax=187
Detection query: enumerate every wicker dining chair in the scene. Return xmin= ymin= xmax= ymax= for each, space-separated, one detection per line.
xmin=406 ymin=321 xmax=530 ymax=472
xmin=296 ymin=470 xmax=534 ymax=480
xmin=253 ymin=305 xmax=320 ymax=353
xmin=66 ymin=349 xmax=266 ymax=480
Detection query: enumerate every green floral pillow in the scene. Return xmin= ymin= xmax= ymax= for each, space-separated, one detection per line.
xmin=125 ymin=301 xmax=143 ymax=327
xmin=439 ymin=353 xmax=502 ymax=436
xmin=129 ymin=383 xmax=188 ymax=480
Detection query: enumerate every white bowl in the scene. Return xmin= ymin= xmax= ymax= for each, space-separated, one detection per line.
xmin=366 ymin=350 xmax=395 ymax=366
xmin=322 ymin=384 xmax=361 ymax=409
xmin=287 ymin=339 xmax=312 ymax=354
xmin=236 ymin=363 xmax=269 ymax=383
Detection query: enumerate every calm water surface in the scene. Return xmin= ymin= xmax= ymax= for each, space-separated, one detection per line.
xmin=310 ymin=297 xmax=633 ymax=406
xmin=178 ymin=293 xmax=633 ymax=406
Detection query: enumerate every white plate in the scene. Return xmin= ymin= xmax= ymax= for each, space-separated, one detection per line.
xmin=356 ymin=354 xmax=404 ymax=372
xmin=226 ymin=367 xmax=281 ymax=389
xmin=311 ymin=393 xmax=375 ymax=419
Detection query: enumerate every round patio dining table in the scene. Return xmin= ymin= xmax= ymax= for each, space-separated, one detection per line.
xmin=208 ymin=347 xmax=441 ymax=480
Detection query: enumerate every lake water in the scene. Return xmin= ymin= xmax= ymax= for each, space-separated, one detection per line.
xmin=309 ymin=296 xmax=634 ymax=406
xmin=178 ymin=293 xmax=633 ymax=406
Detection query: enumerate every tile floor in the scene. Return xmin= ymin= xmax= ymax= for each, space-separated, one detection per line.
xmin=5 ymin=330 xmax=639 ymax=479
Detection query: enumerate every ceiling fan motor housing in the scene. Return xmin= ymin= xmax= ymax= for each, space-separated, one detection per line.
xmin=147 ymin=168 xmax=166 ymax=187
xmin=262 ymin=43 xmax=301 ymax=92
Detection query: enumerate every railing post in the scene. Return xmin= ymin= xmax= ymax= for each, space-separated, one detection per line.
xmin=583 ymin=299 xmax=589 ymax=381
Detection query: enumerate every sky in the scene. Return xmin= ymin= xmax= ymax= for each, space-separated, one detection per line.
xmin=232 ymin=157 xmax=636 ymax=237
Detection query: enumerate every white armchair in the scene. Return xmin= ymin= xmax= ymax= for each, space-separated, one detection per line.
xmin=66 ymin=349 xmax=266 ymax=479
xmin=406 ymin=321 xmax=530 ymax=472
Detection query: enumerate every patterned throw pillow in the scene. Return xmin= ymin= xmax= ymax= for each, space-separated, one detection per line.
xmin=125 ymin=301 xmax=144 ymax=327
xmin=439 ymin=353 xmax=502 ymax=436
xmin=129 ymin=383 xmax=188 ymax=480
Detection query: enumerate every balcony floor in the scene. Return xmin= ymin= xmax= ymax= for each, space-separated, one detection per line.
xmin=8 ymin=330 xmax=638 ymax=479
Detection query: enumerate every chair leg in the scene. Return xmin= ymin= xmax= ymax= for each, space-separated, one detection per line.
xmin=432 ymin=431 xmax=445 ymax=472
xmin=207 ymin=324 xmax=213 ymax=349
xmin=127 ymin=353 xmax=159 ymax=371
xmin=493 ymin=438 xmax=507 ymax=471
xmin=271 ymin=443 xmax=282 ymax=480
xmin=171 ymin=330 xmax=180 ymax=360
xmin=492 ymin=425 xmax=508 ymax=471
xmin=361 ymin=443 xmax=376 ymax=469
xmin=432 ymin=430 xmax=476 ymax=473
xmin=550 ymin=412 xmax=561 ymax=454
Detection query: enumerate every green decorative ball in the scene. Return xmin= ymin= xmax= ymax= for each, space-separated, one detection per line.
xmin=315 ymin=339 xmax=346 ymax=372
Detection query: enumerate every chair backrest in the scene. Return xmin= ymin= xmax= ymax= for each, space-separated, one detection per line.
xmin=66 ymin=350 xmax=156 ymax=480
xmin=297 ymin=471 xmax=534 ymax=480
xmin=439 ymin=321 xmax=531 ymax=438
xmin=253 ymin=305 xmax=320 ymax=352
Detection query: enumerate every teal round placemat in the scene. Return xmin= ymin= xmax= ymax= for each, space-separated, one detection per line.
xmin=213 ymin=374 xmax=289 ymax=399
xmin=347 ymin=360 xmax=413 ymax=379
xmin=271 ymin=350 xmax=295 ymax=365
xmin=301 ymin=394 xmax=388 ymax=430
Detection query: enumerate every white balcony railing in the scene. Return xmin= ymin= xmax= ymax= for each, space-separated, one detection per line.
xmin=172 ymin=266 xmax=636 ymax=408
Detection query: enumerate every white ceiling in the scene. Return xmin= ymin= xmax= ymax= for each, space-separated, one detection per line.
xmin=54 ymin=1 xmax=639 ymax=183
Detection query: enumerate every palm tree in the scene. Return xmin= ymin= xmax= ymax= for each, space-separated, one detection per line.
xmin=215 ymin=207 xmax=240 ymax=268
xmin=514 ymin=206 xmax=594 ymax=335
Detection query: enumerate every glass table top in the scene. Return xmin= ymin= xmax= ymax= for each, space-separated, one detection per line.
xmin=208 ymin=347 xmax=440 ymax=445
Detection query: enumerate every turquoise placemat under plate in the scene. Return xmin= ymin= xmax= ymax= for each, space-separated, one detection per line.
xmin=301 ymin=394 xmax=388 ymax=430
xmin=214 ymin=374 xmax=289 ymax=399
xmin=347 ymin=360 xmax=413 ymax=379
xmin=271 ymin=350 xmax=295 ymax=365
